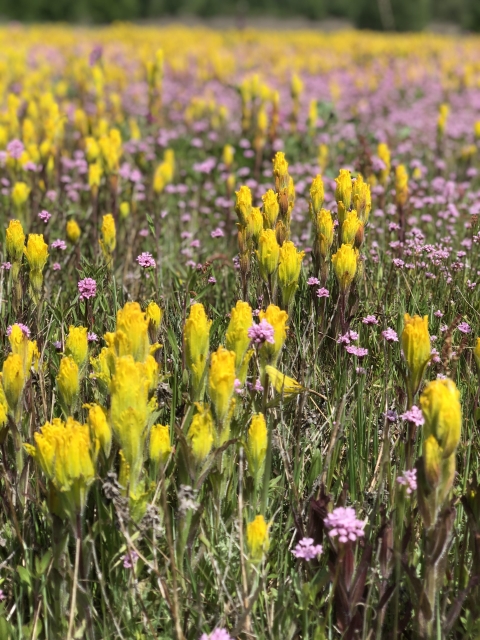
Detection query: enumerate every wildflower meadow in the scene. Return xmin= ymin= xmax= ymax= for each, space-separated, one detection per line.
xmin=1 ymin=23 xmax=480 ymax=640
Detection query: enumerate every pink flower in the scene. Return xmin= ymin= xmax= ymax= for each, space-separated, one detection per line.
xmin=200 ymin=630 xmax=233 ymax=640
xmin=139 ymin=229 xmax=149 ymax=237
xmin=324 ymin=506 xmax=366 ymax=543
xmin=53 ymin=263 xmax=61 ymax=271
xmin=382 ymin=328 xmax=398 ymax=342
xmin=307 ymin=277 xmax=320 ymax=286
xmin=1 ymin=262 xmax=11 ymax=270
xmin=292 ymin=538 xmax=323 ymax=560
xmin=397 ymin=468 xmax=417 ymax=494
xmin=78 ymin=278 xmax=97 ymax=300
xmin=362 ymin=315 xmax=378 ymax=325
xmin=208 ymin=276 xmax=216 ymax=284
xmin=248 ymin=319 xmax=275 ymax=345
xmin=122 ymin=550 xmax=139 ymax=569
xmin=211 ymin=228 xmax=224 ymax=238
xmin=87 ymin=332 xmax=98 ymax=342
xmin=7 ymin=139 xmax=24 ymax=160
xmin=434 ymin=310 xmax=443 ymax=318
xmin=316 ymin=287 xmax=329 ymax=298
xmin=137 ymin=252 xmax=156 ymax=268
xmin=38 ymin=210 xmax=51 ymax=223
xmin=457 ymin=322 xmax=471 ymax=334
xmin=401 ymin=405 xmax=424 ymax=426
xmin=51 ymin=239 xmax=67 ymax=250
xmin=345 ymin=345 xmax=368 ymax=357
xmin=234 ymin=378 xmax=243 ymax=394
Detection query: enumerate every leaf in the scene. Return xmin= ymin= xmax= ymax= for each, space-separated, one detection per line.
xmin=146 ymin=213 xmax=156 ymax=238
xmin=17 ymin=565 xmax=31 ymax=587
xmin=35 ymin=550 xmax=52 ymax=576
xmin=402 ymin=561 xmax=432 ymax=621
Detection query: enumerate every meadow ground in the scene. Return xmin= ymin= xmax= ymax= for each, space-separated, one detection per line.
xmin=0 ymin=24 xmax=480 ymax=640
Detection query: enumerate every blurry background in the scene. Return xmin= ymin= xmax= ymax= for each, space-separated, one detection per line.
xmin=0 ymin=0 xmax=478 ymax=31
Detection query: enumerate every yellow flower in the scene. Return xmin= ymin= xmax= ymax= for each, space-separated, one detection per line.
xmin=395 ymin=165 xmax=408 ymax=207
xmin=316 ymin=209 xmax=334 ymax=259
xmin=352 ymin=174 xmax=371 ymax=223
xmin=2 ymin=353 xmax=25 ymax=412
xmin=310 ymin=175 xmax=324 ymax=215
xmin=226 ymin=301 xmax=253 ymax=371
xmin=261 ymin=189 xmax=279 ymax=229
xmin=246 ymin=515 xmax=270 ymax=562
xmin=222 ymin=144 xmax=234 ymax=168
xmin=86 ymin=403 xmax=111 ymax=458
xmin=208 ymin=346 xmax=236 ymax=426
xmin=257 ymin=229 xmax=280 ymax=281
xmin=265 ymin=365 xmax=303 ymax=396
xmin=57 ymin=356 xmax=79 ymax=410
xmin=291 ymin=73 xmax=303 ymax=98
xmin=278 ymin=241 xmax=304 ymax=307
xmin=187 ymin=403 xmax=214 ymax=463
xmin=377 ymin=143 xmax=391 ymax=185
xmin=342 ymin=210 xmax=362 ymax=246
xmin=247 ymin=413 xmax=267 ymax=479
xmin=402 ymin=314 xmax=431 ymax=398
xmin=184 ymin=303 xmax=212 ymax=397
xmin=110 ymin=301 xmax=151 ymax=363
xmin=149 ymin=424 xmax=171 ymax=465
xmin=65 ymin=325 xmax=88 ymax=367
xmin=24 ymin=234 xmax=48 ymax=272
xmin=109 ymin=355 xmax=155 ymax=489
xmin=12 ymin=182 xmax=30 ymax=208
xmin=258 ymin=305 xmax=288 ymax=367
xmin=26 ymin=417 xmax=95 ymax=514
xmin=119 ymin=201 xmax=130 ymax=219
xmin=0 ymin=385 xmax=8 ymax=427
xmin=246 ymin=207 xmax=263 ymax=242
xmin=420 ymin=378 xmax=461 ymax=458
xmin=100 ymin=213 xmax=116 ymax=257
xmin=423 ymin=434 xmax=442 ymax=488
xmin=8 ymin=324 xmax=39 ymax=378
xmin=474 ymin=338 xmax=480 ymax=375
xmin=88 ymin=162 xmax=102 ymax=190
xmin=332 ymin=244 xmax=357 ymax=293
xmin=273 ymin=151 xmax=289 ymax=179
xmin=335 ymin=169 xmax=352 ymax=209
xmin=85 ymin=137 xmax=100 ymax=162
xmin=6 ymin=219 xmax=25 ymax=262
xmin=235 ymin=185 xmax=252 ymax=225
xmin=66 ymin=219 xmax=81 ymax=244
xmin=146 ymin=301 xmax=162 ymax=332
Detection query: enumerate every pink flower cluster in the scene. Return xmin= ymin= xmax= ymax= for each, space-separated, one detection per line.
xmin=292 ymin=538 xmax=323 ymax=560
xmin=397 ymin=468 xmax=417 ymax=494
xmin=400 ymin=405 xmax=424 ymax=426
xmin=78 ymin=278 xmax=97 ymax=300
xmin=137 ymin=252 xmax=156 ymax=268
xmin=248 ymin=319 xmax=275 ymax=345
xmin=200 ymin=630 xmax=232 ymax=640
xmin=324 ymin=507 xmax=366 ymax=543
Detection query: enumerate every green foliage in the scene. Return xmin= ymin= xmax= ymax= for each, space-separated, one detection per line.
xmin=352 ymin=0 xmax=431 ymax=31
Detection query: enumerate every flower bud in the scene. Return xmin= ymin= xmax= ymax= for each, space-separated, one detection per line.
xmin=2 ymin=353 xmax=25 ymax=412
xmin=423 ymin=434 xmax=442 ymax=488
xmin=395 ymin=165 xmax=408 ymax=207
xmin=86 ymin=403 xmax=112 ymax=458
xmin=226 ymin=301 xmax=253 ymax=371
xmin=149 ymin=424 xmax=171 ymax=465
xmin=100 ymin=213 xmax=116 ymax=257
xmin=377 ymin=143 xmax=391 ymax=185
xmin=332 ymin=244 xmax=357 ymax=293
xmin=245 ymin=207 xmax=263 ymax=243
xmin=146 ymin=301 xmax=162 ymax=333
xmin=246 ymin=515 xmax=270 ymax=562
xmin=258 ymin=305 xmax=288 ymax=368
xmin=278 ymin=241 xmax=304 ymax=308
xmin=208 ymin=346 xmax=236 ymax=426
xmin=257 ymin=229 xmax=280 ymax=282
xmin=57 ymin=356 xmax=79 ymax=410
xmin=310 ymin=175 xmax=324 ymax=216
xmin=187 ymin=403 xmax=214 ymax=463
xmin=247 ymin=413 xmax=267 ymax=480
xmin=335 ymin=169 xmax=352 ymax=210
xmin=420 ymin=379 xmax=461 ymax=458
xmin=12 ymin=181 xmax=30 ymax=208
xmin=402 ymin=314 xmax=430 ymax=398
xmin=316 ymin=209 xmax=334 ymax=259
xmin=24 ymin=234 xmax=48 ymax=272
xmin=65 ymin=325 xmax=88 ymax=367
xmin=261 ymin=189 xmax=279 ymax=229
xmin=342 ymin=210 xmax=362 ymax=246
xmin=66 ymin=219 xmax=81 ymax=244
xmin=352 ymin=174 xmax=371 ymax=223
xmin=265 ymin=365 xmax=303 ymax=396
xmin=184 ymin=303 xmax=212 ymax=398
xmin=6 ymin=219 xmax=25 ymax=262
xmin=222 ymin=144 xmax=234 ymax=169
xmin=235 ymin=185 xmax=252 ymax=226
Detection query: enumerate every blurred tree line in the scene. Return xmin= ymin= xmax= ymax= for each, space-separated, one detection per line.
xmin=0 ymin=0 xmax=478 ymax=31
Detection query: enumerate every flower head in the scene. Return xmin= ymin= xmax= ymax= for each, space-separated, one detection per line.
xmin=397 ymin=469 xmax=417 ymax=494
xmin=137 ymin=252 xmax=156 ymax=268
xmin=246 ymin=515 xmax=270 ymax=562
xmin=382 ymin=328 xmax=399 ymax=343
xmin=292 ymin=538 xmax=323 ymax=560
xmin=248 ymin=319 xmax=275 ymax=346
xmin=324 ymin=506 xmax=366 ymax=543
xmin=78 ymin=278 xmax=97 ymax=300
xmin=332 ymin=244 xmax=357 ymax=293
